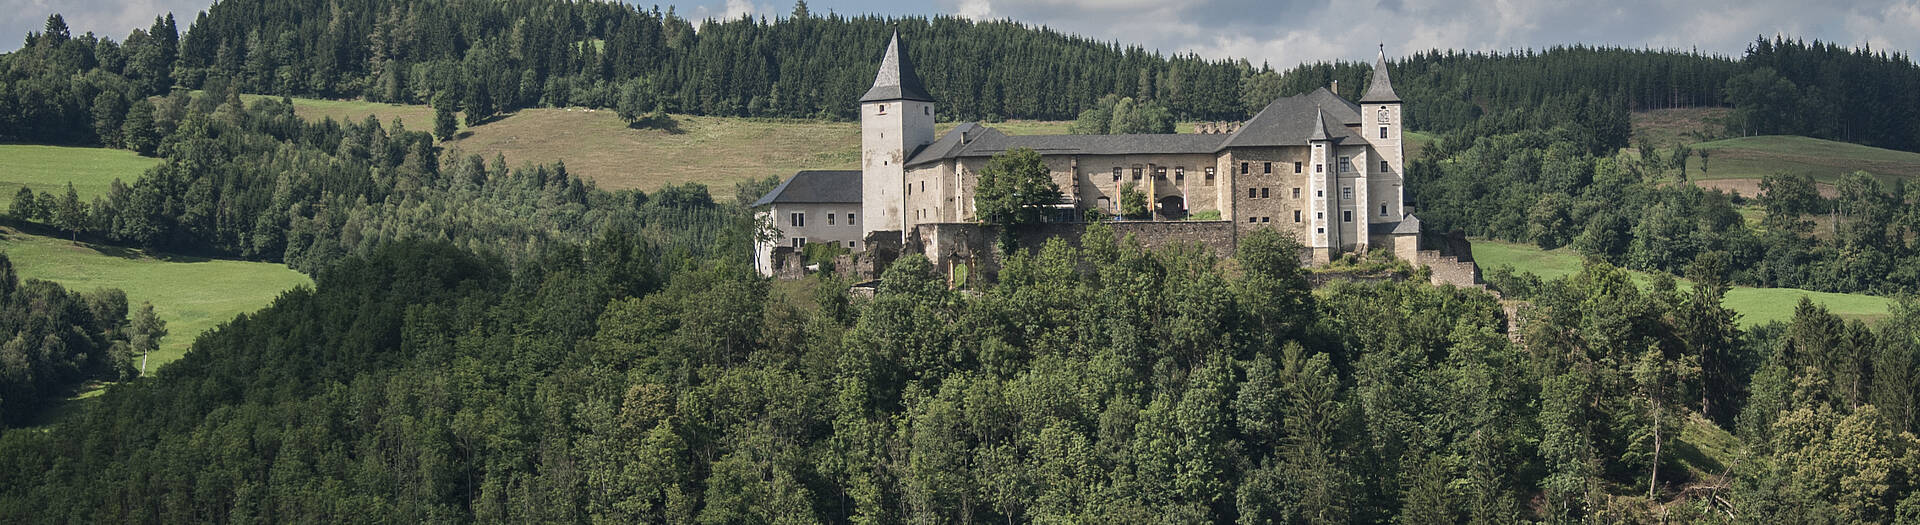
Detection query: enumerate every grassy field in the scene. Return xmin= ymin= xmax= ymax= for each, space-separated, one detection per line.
xmin=240 ymin=93 xmax=439 ymax=130
xmin=243 ymin=95 xmax=1239 ymax=200
xmin=0 ymin=145 xmax=160 ymax=209
xmin=1404 ymin=130 xmax=1435 ymax=161
xmin=1688 ymin=135 xmax=1920 ymax=185
xmin=1471 ymin=238 xmax=1892 ymax=327
xmin=0 ymin=225 xmax=311 ymax=372
xmin=1630 ymin=107 xmax=1732 ymax=147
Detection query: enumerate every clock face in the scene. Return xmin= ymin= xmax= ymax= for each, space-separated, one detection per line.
xmin=1377 ymin=108 xmax=1390 ymax=123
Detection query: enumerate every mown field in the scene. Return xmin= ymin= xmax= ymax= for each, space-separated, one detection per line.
xmin=0 ymin=144 xmax=159 ymax=209
xmin=1471 ymin=238 xmax=1893 ymax=327
xmin=1691 ymin=135 xmax=1920 ymax=186
xmin=0 ymin=225 xmax=311 ymax=372
xmin=244 ymin=95 xmax=1267 ymax=199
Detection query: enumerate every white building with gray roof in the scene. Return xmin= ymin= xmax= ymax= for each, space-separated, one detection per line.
xmin=755 ymin=34 xmax=1419 ymax=273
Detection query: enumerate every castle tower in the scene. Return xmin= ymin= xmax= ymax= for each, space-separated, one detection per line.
xmin=1307 ymin=105 xmax=1337 ymax=261
xmin=860 ymin=31 xmax=936 ymax=243
xmin=1359 ymin=45 xmax=1405 ymax=226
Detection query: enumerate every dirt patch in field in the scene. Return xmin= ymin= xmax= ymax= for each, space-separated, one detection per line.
xmin=1691 ymin=178 xmax=1837 ymax=199
xmin=1631 ymin=107 xmax=1732 ymax=147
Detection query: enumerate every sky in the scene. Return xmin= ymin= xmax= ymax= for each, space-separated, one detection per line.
xmin=6 ymin=0 xmax=1918 ymax=67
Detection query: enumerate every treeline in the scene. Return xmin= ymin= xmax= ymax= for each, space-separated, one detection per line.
xmin=0 ymin=254 xmax=143 ymax=426
xmin=3 ymin=228 xmax=1917 ymax=521
xmin=7 ymin=4 xmax=1920 ymax=152
xmin=1 ymin=71 xmax=744 ymax=273
xmin=1725 ymin=37 xmax=1920 ymax=151
xmin=1410 ymin=89 xmax=1920 ymax=295
xmin=164 ymin=0 xmax=1249 ymax=122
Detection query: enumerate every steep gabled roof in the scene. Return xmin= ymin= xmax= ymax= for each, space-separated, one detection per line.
xmin=860 ymin=32 xmax=935 ymax=103
xmin=1307 ymin=106 xmax=1331 ymax=141
xmin=1223 ymin=87 xmax=1364 ymax=148
xmin=1359 ymin=46 xmax=1401 ymax=104
xmin=751 ymin=170 xmax=862 ymax=207
xmin=906 ymin=122 xmax=992 ymax=166
xmin=903 ymin=125 xmax=1227 ymax=167
xmin=960 ymin=133 xmax=1227 ymax=157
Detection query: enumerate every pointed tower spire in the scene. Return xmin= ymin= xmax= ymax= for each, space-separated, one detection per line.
xmin=1359 ymin=44 xmax=1401 ymax=104
xmin=1308 ymin=105 xmax=1331 ymax=141
xmin=860 ymin=31 xmax=935 ymax=103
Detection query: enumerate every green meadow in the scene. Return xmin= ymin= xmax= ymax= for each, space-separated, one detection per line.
xmin=0 ymin=225 xmax=311 ymax=372
xmin=1471 ymin=238 xmax=1893 ymax=327
xmin=0 ymin=144 xmax=159 ymax=209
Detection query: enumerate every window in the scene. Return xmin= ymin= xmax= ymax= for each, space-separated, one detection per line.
xmin=848 ymin=213 xmax=856 ymax=225
xmin=1249 ymin=217 xmax=1258 ymax=223
xmin=924 ymin=106 xmax=930 ymax=115
xmin=906 ymin=183 xmax=911 ymax=195
xmin=1175 ymin=167 xmax=1185 ymax=181
xmin=790 ymin=212 xmax=805 ymax=227
xmin=1381 ymin=203 xmax=1389 ymax=217
xmin=1154 ymin=167 xmax=1167 ymax=180
xmin=792 ymin=237 xmax=806 ymax=248
xmin=1264 ymin=162 xmax=1272 ymax=174
xmin=1380 ymin=126 xmax=1388 ymax=139
xmin=1248 ymin=188 xmax=1257 ymax=199
xmin=920 ymin=181 xmax=925 ymax=192
xmin=1338 ymin=156 xmax=1352 ymax=173
xmin=850 ymin=240 xmax=858 ymax=249
xmin=1240 ymin=162 xmax=1249 ymax=174
xmin=1112 ymin=167 xmax=1122 ymax=182
xmin=1381 ymin=160 xmax=1390 ymax=172
xmin=1317 ymin=227 xmax=1325 ymax=234
xmin=877 ymin=104 xmax=887 ymax=115
xmin=1261 ymin=188 xmax=1270 ymax=199
xmin=1132 ymin=167 xmax=1143 ymax=180
xmin=1261 ymin=217 xmax=1270 ymax=223
xmin=1343 ymin=210 xmax=1353 ymax=222
xmin=1341 ymin=187 xmax=1353 ymax=200
xmin=1205 ymin=167 xmax=1216 ymax=185
xmin=1292 ymin=187 xmax=1300 ymax=199
xmin=1294 ymin=210 xmax=1302 ymax=222
xmin=1316 ymin=212 xmax=1323 ymax=220
xmin=1317 ymin=190 xmax=1324 ymax=197
xmin=1315 ymin=164 xmax=1323 ymax=173
xmin=1294 ymin=162 xmax=1302 ymax=173
xmin=828 ymin=214 xmax=835 ymax=225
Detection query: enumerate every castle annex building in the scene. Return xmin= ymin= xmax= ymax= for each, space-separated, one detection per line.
xmin=756 ymin=33 xmax=1424 ymax=276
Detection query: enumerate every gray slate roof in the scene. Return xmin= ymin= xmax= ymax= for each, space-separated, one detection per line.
xmin=751 ymin=170 xmax=862 ymax=207
xmin=905 ymin=122 xmax=992 ymax=166
xmin=1367 ymin=214 xmax=1422 ymax=235
xmin=1223 ymin=88 xmax=1364 ymax=148
xmin=860 ymin=32 xmax=935 ymax=103
xmin=1359 ymin=48 xmax=1402 ymax=104
xmin=901 ymin=87 xmax=1377 ymax=168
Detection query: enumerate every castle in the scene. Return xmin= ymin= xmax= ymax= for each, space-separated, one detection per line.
xmin=754 ymin=33 xmax=1430 ymax=278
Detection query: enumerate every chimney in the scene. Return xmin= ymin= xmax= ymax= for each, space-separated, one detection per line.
xmin=1331 ymin=80 xmax=1339 ymax=94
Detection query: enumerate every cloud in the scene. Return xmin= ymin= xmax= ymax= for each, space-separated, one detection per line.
xmin=1 ymin=0 xmax=207 ymax=51
xmin=932 ymin=0 xmax=1920 ymax=67
xmin=955 ymin=0 xmax=992 ymax=20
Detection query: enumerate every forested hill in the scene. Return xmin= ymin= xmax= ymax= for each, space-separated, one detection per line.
xmin=7 ymin=0 xmax=1903 ymax=150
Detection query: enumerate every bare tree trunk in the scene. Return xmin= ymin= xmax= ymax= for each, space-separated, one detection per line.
xmin=1648 ymin=403 xmax=1661 ymax=500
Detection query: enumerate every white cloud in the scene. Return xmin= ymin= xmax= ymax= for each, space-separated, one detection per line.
xmin=956 ymin=0 xmax=992 ymax=20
